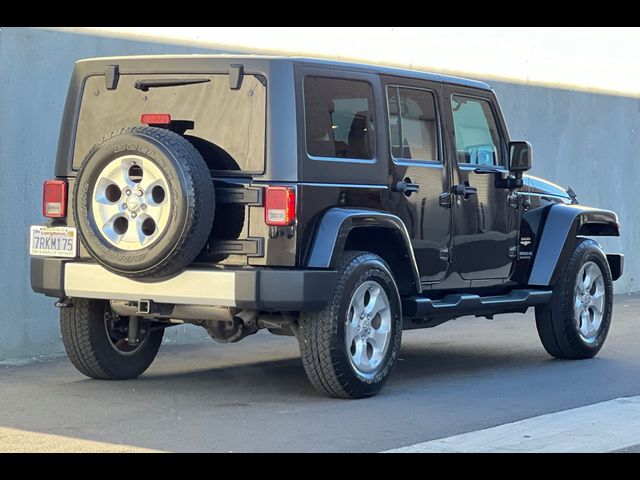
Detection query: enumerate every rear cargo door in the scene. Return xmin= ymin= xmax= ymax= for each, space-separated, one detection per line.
xmin=74 ymin=72 xmax=268 ymax=266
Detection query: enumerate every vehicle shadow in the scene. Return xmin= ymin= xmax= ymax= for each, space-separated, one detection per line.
xmin=118 ymin=340 xmax=558 ymax=400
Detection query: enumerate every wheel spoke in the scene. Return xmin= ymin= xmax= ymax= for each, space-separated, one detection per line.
xmin=351 ymin=339 xmax=368 ymax=369
xmin=369 ymin=326 xmax=389 ymax=349
xmin=365 ymin=287 xmax=388 ymax=318
xmin=590 ymin=298 xmax=603 ymax=316
xmin=574 ymin=289 xmax=583 ymax=311
xmin=119 ymin=217 xmax=146 ymax=246
xmin=347 ymin=320 xmax=359 ymax=346
xmin=95 ymin=177 xmax=122 ymax=202
xmin=96 ymin=202 xmax=124 ymax=223
xmin=353 ymin=290 xmax=366 ymax=317
xmin=139 ymin=175 xmax=161 ymax=194
xmin=580 ymin=310 xmax=594 ymax=336
xmin=101 ymin=214 xmax=126 ymax=243
xmin=589 ymin=267 xmax=603 ymax=289
xmin=143 ymin=203 xmax=163 ymax=222
xmin=574 ymin=303 xmax=584 ymax=325
xmin=119 ymin=159 xmax=135 ymax=188
xmin=582 ymin=265 xmax=593 ymax=290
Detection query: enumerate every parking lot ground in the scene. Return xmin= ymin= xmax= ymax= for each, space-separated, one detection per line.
xmin=1 ymin=293 xmax=639 ymax=453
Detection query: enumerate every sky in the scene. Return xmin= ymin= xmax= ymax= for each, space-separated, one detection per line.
xmin=57 ymin=27 xmax=640 ymax=97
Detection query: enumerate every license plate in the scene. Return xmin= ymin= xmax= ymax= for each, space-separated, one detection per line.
xmin=29 ymin=226 xmax=78 ymax=258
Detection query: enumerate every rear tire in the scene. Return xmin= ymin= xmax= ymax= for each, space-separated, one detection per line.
xmin=298 ymin=251 xmax=402 ymax=399
xmin=535 ymin=238 xmax=613 ymax=359
xmin=61 ymin=298 xmax=164 ymax=380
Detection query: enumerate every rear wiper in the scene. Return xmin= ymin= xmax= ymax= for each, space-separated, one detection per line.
xmin=134 ymin=78 xmax=210 ymax=92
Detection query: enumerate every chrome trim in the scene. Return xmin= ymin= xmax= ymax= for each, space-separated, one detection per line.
xmin=64 ymin=263 xmax=237 ymax=306
xmin=458 ymin=164 xmax=508 ymax=173
xmin=306 ymin=154 xmax=377 ymax=165
xmin=517 ymin=191 xmax=571 ymax=201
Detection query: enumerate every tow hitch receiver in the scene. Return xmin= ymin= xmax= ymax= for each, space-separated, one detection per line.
xmin=137 ymin=299 xmax=151 ymax=315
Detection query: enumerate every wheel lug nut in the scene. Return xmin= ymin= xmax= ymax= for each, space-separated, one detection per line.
xmin=131 ymin=212 xmax=137 ymax=218
xmin=122 ymin=203 xmax=127 ymax=209
xmin=136 ymin=189 xmax=143 ymax=197
xmin=141 ymin=204 xmax=147 ymax=210
xmin=360 ymin=314 xmax=364 ymax=319
xmin=125 ymin=189 xmax=132 ymax=196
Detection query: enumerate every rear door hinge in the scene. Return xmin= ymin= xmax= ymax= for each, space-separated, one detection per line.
xmin=508 ymin=245 xmax=518 ymax=259
xmin=439 ymin=247 xmax=450 ymax=262
xmin=105 ymin=65 xmax=120 ymax=90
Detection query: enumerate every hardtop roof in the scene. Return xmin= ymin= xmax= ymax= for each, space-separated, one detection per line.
xmin=77 ymin=54 xmax=492 ymax=91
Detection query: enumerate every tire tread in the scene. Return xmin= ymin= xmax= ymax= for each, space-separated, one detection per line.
xmin=535 ymin=238 xmax=613 ymax=359
xmin=299 ymin=251 xmax=400 ymax=399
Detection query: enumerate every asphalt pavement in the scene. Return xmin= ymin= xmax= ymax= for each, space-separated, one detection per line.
xmin=1 ymin=293 xmax=639 ymax=452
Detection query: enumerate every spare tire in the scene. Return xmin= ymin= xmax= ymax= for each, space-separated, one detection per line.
xmin=74 ymin=126 xmax=214 ymax=279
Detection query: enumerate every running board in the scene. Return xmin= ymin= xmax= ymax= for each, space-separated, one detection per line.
xmin=402 ymin=289 xmax=553 ymax=318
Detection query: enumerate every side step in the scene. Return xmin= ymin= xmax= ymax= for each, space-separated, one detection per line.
xmin=402 ymin=289 xmax=552 ymax=319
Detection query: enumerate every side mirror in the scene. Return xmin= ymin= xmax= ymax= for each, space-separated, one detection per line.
xmin=509 ymin=141 xmax=533 ymax=173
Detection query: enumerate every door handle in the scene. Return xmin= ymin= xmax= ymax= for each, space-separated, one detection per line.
xmin=393 ymin=179 xmax=420 ymax=196
xmin=451 ymin=184 xmax=477 ymax=197
xmin=473 ymin=166 xmax=501 ymax=175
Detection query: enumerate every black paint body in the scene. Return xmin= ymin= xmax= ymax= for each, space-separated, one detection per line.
xmin=41 ymin=55 xmax=622 ymax=321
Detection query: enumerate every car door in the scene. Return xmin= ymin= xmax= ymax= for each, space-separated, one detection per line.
xmin=384 ymin=77 xmax=451 ymax=284
xmin=443 ymin=85 xmax=519 ymax=282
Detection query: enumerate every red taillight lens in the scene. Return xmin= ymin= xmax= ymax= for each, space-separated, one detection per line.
xmin=264 ymin=187 xmax=296 ymax=226
xmin=43 ymin=180 xmax=67 ymax=218
xmin=141 ymin=113 xmax=172 ymax=125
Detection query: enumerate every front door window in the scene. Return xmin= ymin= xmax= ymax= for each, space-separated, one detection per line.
xmin=451 ymin=95 xmax=503 ymax=167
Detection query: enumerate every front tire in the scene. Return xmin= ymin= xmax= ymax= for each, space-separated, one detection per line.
xmin=298 ymin=251 xmax=402 ymax=399
xmin=535 ymin=238 xmax=613 ymax=359
xmin=61 ymin=298 xmax=164 ymax=380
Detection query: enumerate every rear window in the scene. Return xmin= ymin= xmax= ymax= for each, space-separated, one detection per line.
xmin=74 ymin=74 xmax=266 ymax=173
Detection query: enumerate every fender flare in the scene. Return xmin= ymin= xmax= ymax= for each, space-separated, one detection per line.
xmin=306 ymin=208 xmax=422 ymax=293
xmin=528 ymin=203 xmax=620 ymax=286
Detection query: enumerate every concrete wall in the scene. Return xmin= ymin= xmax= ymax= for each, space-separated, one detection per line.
xmin=0 ymin=28 xmax=219 ymax=359
xmin=0 ymin=27 xmax=637 ymax=359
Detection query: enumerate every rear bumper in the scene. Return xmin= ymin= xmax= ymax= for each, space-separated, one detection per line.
xmin=31 ymin=258 xmax=336 ymax=311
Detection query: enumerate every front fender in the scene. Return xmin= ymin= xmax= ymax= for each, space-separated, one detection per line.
xmin=528 ymin=203 xmax=620 ymax=286
xmin=306 ymin=208 xmax=421 ymax=292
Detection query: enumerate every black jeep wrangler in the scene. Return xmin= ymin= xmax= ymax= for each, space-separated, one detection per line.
xmin=31 ymin=55 xmax=624 ymax=398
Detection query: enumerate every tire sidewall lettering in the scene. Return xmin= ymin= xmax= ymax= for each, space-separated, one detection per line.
xmin=73 ymin=128 xmax=204 ymax=275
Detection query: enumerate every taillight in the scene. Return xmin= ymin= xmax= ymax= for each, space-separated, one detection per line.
xmin=264 ymin=187 xmax=296 ymax=226
xmin=42 ymin=180 xmax=67 ymax=218
xmin=141 ymin=113 xmax=172 ymax=125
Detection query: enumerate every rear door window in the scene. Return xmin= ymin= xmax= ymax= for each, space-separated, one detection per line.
xmin=387 ymin=86 xmax=439 ymax=162
xmin=304 ymin=77 xmax=374 ymax=160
